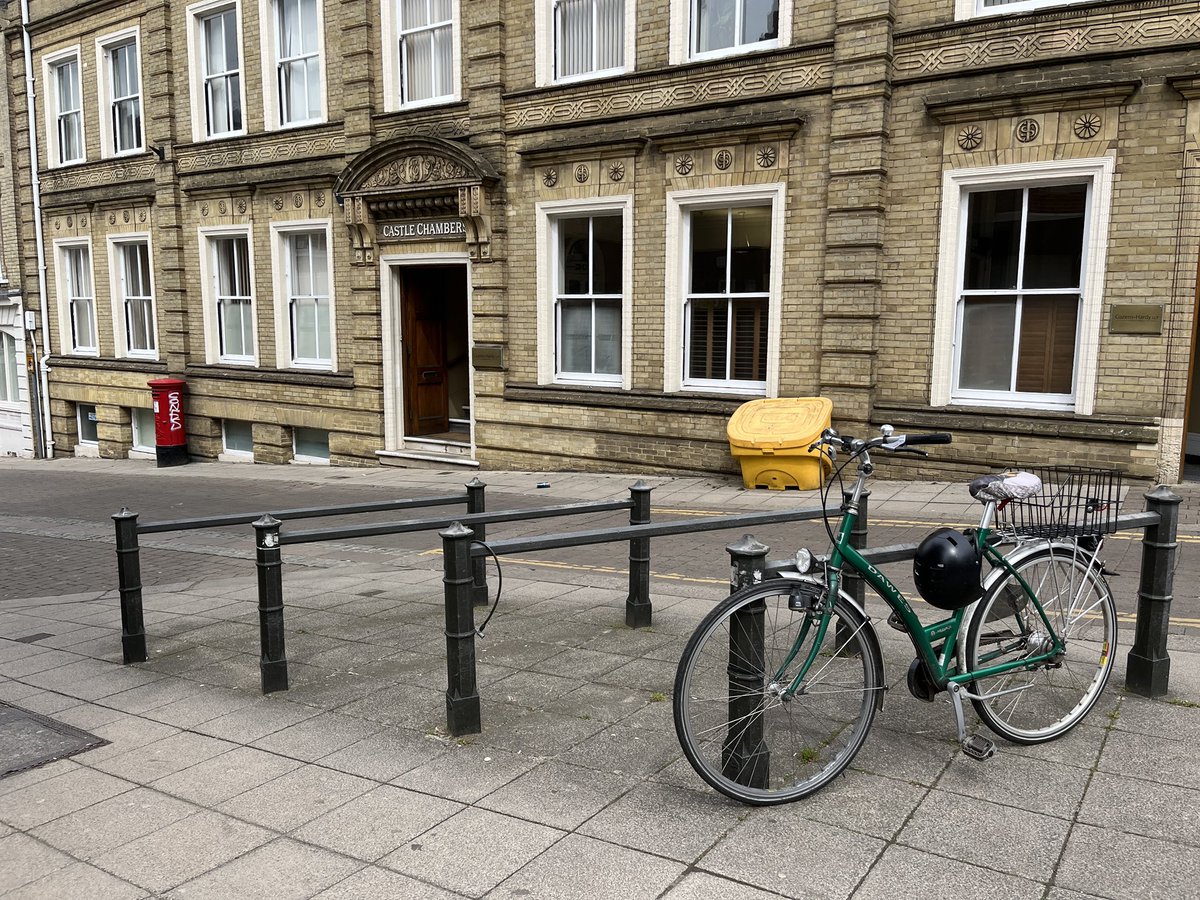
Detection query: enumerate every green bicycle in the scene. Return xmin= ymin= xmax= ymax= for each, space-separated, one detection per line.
xmin=673 ymin=426 xmax=1120 ymax=805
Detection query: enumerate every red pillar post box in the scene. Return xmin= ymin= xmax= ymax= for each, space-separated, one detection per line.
xmin=148 ymin=377 xmax=189 ymax=467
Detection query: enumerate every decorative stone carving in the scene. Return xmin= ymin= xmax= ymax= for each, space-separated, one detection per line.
xmin=66 ymin=216 xmax=73 ymax=228
xmin=608 ymin=162 xmax=626 ymax=182
xmin=217 ymin=201 xmax=226 ymax=215
xmin=201 ymin=203 xmax=209 ymax=216
xmin=315 ymin=192 xmax=326 ymax=208
xmin=1016 ymin=119 xmax=1040 ymax=143
xmin=714 ymin=149 xmax=733 ymax=170
xmin=756 ymin=145 xmax=777 ymax=168
xmin=237 ymin=199 xmax=247 ymax=214
xmin=109 ymin=213 xmax=116 ymax=225
xmin=1074 ymin=113 xmax=1101 ymax=139
xmin=675 ymin=154 xmax=694 ymax=175
xmin=123 ymin=210 xmax=131 ymax=223
xmin=957 ymin=125 xmax=983 ymax=151
xmin=543 ymin=169 xmax=559 ymax=187
xmin=360 ymin=155 xmax=470 ymax=188
xmin=273 ymin=197 xmax=284 ymax=210
xmin=574 ymin=164 xmax=590 ymax=184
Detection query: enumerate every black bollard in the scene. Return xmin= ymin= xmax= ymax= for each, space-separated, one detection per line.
xmin=466 ymin=477 xmax=488 ymax=607
xmin=626 ymin=481 xmax=653 ymax=628
xmin=441 ymin=522 xmax=481 ymax=735
xmin=253 ymin=514 xmax=289 ymax=694
xmin=113 ymin=508 xmax=147 ymax=663
xmin=724 ymin=535 xmax=770 ymax=788
xmin=838 ymin=488 xmax=869 ymax=654
xmin=1126 ymin=486 xmax=1182 ymax=698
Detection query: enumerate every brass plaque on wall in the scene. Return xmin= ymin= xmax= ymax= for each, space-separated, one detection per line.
xmin=1109 ymin=304 xmax=1163 ymax=334
xmin=473 ymin=345 xmax=505 ymax=370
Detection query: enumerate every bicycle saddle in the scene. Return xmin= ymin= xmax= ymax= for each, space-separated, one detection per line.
xmin=969 ymin=471 xmax=1042 ymax=502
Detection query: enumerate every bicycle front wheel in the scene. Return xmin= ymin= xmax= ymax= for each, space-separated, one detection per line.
xmin=965 ymin=546 xmax=1117 ymax=744
xmin=673 ymin=581 xmax=883 ymax=806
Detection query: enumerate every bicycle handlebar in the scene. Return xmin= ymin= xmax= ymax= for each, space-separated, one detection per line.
xmin=901 ymin=433 xmax=952 ymax=446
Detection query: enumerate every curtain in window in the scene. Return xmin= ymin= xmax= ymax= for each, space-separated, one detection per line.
xmin=56 ymin=60 xmax=82 ymax=162
xmin=557 ymin=0 xmax=623 ymax=77
xmin=278 ymin=0 xmax=321 ymax=123
xmin=400 ymin=0 xmax=452 ymax=102
xmin=0 ymin=334 xmax=17 ymax=403
xmin=289 ymin=233 xmax=331 ymax=363
xmin=203 ymin=11 xmax=242 ymax=134
xmin=121 ymin=243 xmax=155 ymax=352
xmin=215 ymin=237 xmax=253 ymax=359
xmin=110 ymin=42 xmax=141 ymax=151
xmin=66 ymin=247 xmax=95 ymax=351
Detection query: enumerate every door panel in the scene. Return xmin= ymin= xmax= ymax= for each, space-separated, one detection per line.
xmin=401 ymin=268 xmax=450 ymax=436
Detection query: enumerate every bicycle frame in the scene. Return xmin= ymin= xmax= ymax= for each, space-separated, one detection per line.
xmin=781 ymin=453 xmax=1069 ymax=697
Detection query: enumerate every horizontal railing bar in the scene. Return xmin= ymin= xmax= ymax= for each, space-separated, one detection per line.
xmin=137 ymin=494 xmax=469 ymax=534
xmin=281 ymin=499 xmax=635 ymax=545
xmin=466 ymin=507 xmax=835 ymax=557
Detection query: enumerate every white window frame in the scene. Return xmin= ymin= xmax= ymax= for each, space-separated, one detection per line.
xmin=669 ymin=0 xmax=791 ymax=65
xmin=96 ymin=28 xmax=143 ymax=157
xmin=664 ymin=183 xmax=784 ymax=396
xmin=536 ymin=196 xmax=633 ymax=389
xmin=380 ymin=0 xmax=462 ymax=111
xmin=54 ymin=238 xmax=99 ymax=357
xmin=931 ymin=157 xmax=1114 ymax=415
xmin=108 ymin=235 xmax=159 ymax=361
xmin=956 ymin=0 xmax=1093 ymax=20
xmin=199 ymin=226 xmax=258 ymax=365
xmin=220 ymin=419 xmax=255 ymax=461
xmin=270 ymin=219 xmax=336 ymax=371
xmin=291 ymin=426 xmax=330 ymax=464
xmin=43 ymin=46 xmax=85 ymax=167
xmin=187 ymin=0 xmax=248 ymax=142
xmin=0 ymin=331 xmax=22 ymax=408
xmin=260 ymin=0 xmax=326 ymax=129
xmin=77 ymin=403 xmax=99 ymax=445
xmin=533 ymin=0 xmax=635 ymax=87
xmin=130 ymin=406 xmax=156 ymax=454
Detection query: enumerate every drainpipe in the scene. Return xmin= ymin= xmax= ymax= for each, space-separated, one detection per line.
xmin=21 ymin=0 xmax=55 ymax=459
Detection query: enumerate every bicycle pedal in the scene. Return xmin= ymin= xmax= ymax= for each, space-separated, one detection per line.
xmin=887 ymin=611 xmax=906 ymax=632
xmin=961 ymin=735 xmax=996 ymax=761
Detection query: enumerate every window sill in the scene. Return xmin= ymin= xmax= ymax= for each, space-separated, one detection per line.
xmin=506 ymin=382 xmax=754 ymax=417
xmin=873 ymin=401 xmax=1158 ymax=444
xmin=184 ymin=364 xmax=353 ymax=389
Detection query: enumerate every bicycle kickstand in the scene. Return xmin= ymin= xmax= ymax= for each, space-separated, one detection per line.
xmin=947 ymin=682 xmax=996 ymax=761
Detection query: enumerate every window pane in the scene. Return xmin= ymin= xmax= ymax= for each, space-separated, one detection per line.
xmin=401 ymin=0 xmax=430 ymax=27
xmin=1023 ymin=184 xmax=1086 ymax=289
xmin=591 ymin=215 xmax=622 ymax=294
xmin=741 ymin=0 xmax=778 ymax=43
xmin=224 ymin=419 xmax=254 ymax=452
xmin=558 ymin=218 xmax=591 ymax=294
xmin=78 ymin=404 xmax=98 ymax=443
xmin=0 ymin=334 xmax=15 ymax=402
xmin=731 ymin=297 xmax=768 ymax=381
xmin=132 ymin=407 xmax=155 ymax=450
xmin=294 ymin=426 xmax=329 ymax=458
xmin=958 ymin=298 xmax=1016 ymax=391
xmin=73 ymin=298 xmax=96 ymax=350
xmin=310 ymin=233 xmax=328 ymax=293
xmin=404 ymin=29 xmax=434 ymax=101
xmin=690 ymin=208 xmax=728 ymax=294
xmin=695 ymin=0 xmax=735 ymax=52
xmin=223 ymin=10 xmax=239 ymax=67
xmin=559 ymin=299 xmax=592 ymax=373
xmin=964 ymin=189 xmax=1021 ymax=290
xmin=688 ymin=298 xmax=728 ymax=380
xmin=558 ymin=0 xmax=592 ymax=77
xmin=594 ymin=299 xmax=621 ymax=375
xmin=294 ymin=298 xmax=318 ymax=358
xmin=730 ymin=205 xmax=771 ymax=293
xmin=1016 ymin=296 xmax=1078 ymax=394
xmin=598 ymin=0 xmax=623 ymax=68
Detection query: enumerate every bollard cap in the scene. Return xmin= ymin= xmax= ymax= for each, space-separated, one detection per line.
xmin=440 ymin=521 xmax=474 ymax=539
xmin=726 ymin=534 xmax=770 ymax=556
xmin=465 ymin=476 xmax=486 ymax=489
xmin=253 ymin=513 xmax=282 ymax=530
xmin=113 ymin=507 xmax=137 ymax=520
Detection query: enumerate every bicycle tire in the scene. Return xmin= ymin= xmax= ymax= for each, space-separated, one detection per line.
xmin=673 ymin=580 xmax=883 ymax=805
xmin=964 ymin=546 xmax=1117 ymax=744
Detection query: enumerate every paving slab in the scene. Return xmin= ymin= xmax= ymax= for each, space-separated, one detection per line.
xmin=30 ymin=785 xmax=199 ymax=860
xmin=216 ymin=763 xmax=376 ymax=831
xmin=12 ymin=860 xmax=149 ymax=899
xmin=853 ymin=845 xmax=1043 ymax=900
xmin=0 ymin=832 xmax=76 ymax=894
xmin=310 ymin=864 xmax=464 ymax=899
xmin=162 ymin=837 xmax=364 ymax=900
xmin=1056 ymin=822 xmax=1200 ymax=899
xmin=149 ymin=744 xmax=303 ymax=806
xmin=476 ymin=759 xmax=635 ymax=830
xmin=492 ymin=832 xmax=686 ymax=899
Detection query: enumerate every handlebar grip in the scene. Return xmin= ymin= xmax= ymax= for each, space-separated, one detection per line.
xmin=904 ymin=433 xmax=952 ymax=445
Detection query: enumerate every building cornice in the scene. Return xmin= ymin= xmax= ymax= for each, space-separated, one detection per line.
xmin=925 ymin=80 xmax=1142 ymax=124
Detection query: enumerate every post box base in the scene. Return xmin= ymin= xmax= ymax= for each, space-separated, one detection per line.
xmin=155 ymin=444 xmax=189 ymax=467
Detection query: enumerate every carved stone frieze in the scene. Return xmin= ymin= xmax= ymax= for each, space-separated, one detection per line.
xmin=42 ymin=162 xmax=156 ymax=192
xmin=177 ymin=135 xmax=345 ymax=172
xmin=360 ymin=155 xmax=471 ymax=188
xmin=373 ymin=117 xmax=471 ymax=142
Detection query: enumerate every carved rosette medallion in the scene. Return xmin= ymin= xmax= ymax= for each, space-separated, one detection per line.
xmin=957 ymin=125 xmax=983 ymax=151
xmin=80 ymin=216 xmax=87 ymax=227
xmin=293 ymin=193 xmax=304 ymax=208
xmin=675 ymin=154 xmax=694 ymax=175
xmin=1016 ymin=118 xmax=1040 ymax=143
xmin=543 ymin=168 xmax=559 ymax=187
xmin=123 ymin=210 xmax=131 ymax=223
xmin=109 ymin=213 xmax=117 ymax=225
xmin=1074 ymin=114 xmax=1101 ymax=139
xmin=608 ymin=162 xmax=625 ymax=182
xmin=201 ymin=203 xmax=209 ymax=216
xmin=53 ymin=219 xmax=61 ymax=231
xmin=315 ymin=192 xmax=326 ymax=208
xmin=66 ymin=216 xmax=73 ymax=228
xmin=273 ymin=197 xmax=285 ymax=210
xmin=574 ymin=164 xmax=590 ymax=184
xmin=714 ymin=149 xmax=733 ymax=170
xmin=237 ymin=199 xmax=247 ymax=214
xmin=756 ymin=145 xmax=777 ymax=168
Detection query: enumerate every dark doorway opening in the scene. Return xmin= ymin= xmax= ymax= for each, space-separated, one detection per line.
xmin=399 ymin=265 xmax=469 ymax=441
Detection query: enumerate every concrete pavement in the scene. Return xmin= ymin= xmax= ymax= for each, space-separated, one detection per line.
xmin=1 ymin=457 xmax=1197 ymax=898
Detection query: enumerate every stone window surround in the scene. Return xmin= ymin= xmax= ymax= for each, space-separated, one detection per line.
xmin=258 ymin=0 xmax=328 ymax=131
xmin=42 ymin=45 xmax=85 ymax=169
xmin=668 ymin=0 xmax=793 ymax=66
xmin=186 ymin=0 xmax=250 ymax=143
xmin=379 ymin=0 xmax=463 ymax=113
xmin=535 ymin=195 xmax=634 ymax=390
xmin=930 ymin=155 xmax=1115 ymax=416
xmin=664 ymin=182 xmax=785 ymax=397
xmin=107 ymin=233 xmax=159 ymax=361
xmin=52 ymin=237 xmax=99 ymax=357
xmin=198 ymin=224 xmax=260 ymax=367
xmin=269 ymin=218 xmax=337 ymax=372
xmin=95 ymin=26 xmax=144 ymax=158
xmin=532 ymin=0 xmax=637 ymax=88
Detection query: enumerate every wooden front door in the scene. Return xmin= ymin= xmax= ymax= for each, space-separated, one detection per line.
xmin=401 ymin=268 xmax=450 ymax=436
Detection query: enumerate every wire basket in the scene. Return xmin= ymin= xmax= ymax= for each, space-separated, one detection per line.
xmin=995 ymin=466 xmax=1123 ymax=540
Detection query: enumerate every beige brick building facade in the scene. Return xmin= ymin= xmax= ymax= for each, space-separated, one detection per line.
xmin=4 ymin=0 xmax=1199 ymax=481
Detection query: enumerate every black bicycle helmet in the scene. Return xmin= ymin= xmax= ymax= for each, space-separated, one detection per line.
xmin=912 ymin=528 xmax=983 ymax=610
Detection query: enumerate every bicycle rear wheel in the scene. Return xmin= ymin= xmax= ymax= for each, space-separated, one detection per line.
xmin=965 ymin=547 xmax=1116 ymax=744
xmin=673 ymin=581 xmax=883 ymax=805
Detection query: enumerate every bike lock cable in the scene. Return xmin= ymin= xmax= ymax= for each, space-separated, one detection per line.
xmin=471 ymin=539 xmax=503 ymax=637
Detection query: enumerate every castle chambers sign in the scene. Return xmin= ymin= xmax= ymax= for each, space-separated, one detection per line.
xmin=378 ymin=217 xmax=467 ymax=242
